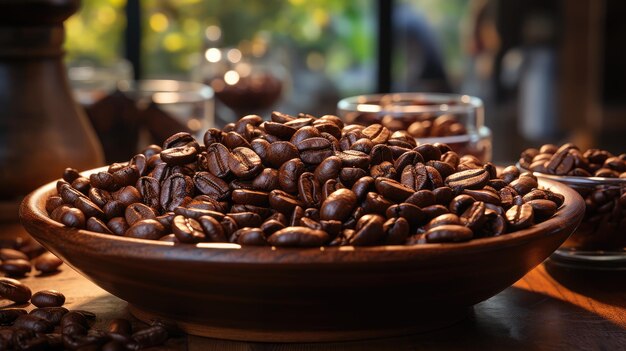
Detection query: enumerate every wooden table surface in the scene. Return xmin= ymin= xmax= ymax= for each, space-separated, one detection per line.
xmin=2 ymin=252 xmax=625 ymax=351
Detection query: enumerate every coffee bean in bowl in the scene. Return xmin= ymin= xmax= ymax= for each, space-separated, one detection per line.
xmin=20 ymin=112 xmax=584 ymax=342
xmin=519 ymin=143 xmax=626 ymax=268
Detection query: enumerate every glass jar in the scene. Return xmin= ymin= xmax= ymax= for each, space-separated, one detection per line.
xmin=530 ymin=172 xmax=626 ymax=269
xmin=337 ymin=93 xmax=492 ymax=162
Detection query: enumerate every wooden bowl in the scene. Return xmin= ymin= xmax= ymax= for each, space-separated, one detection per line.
xmin=19 ymin=168 xmax=585 ymax=342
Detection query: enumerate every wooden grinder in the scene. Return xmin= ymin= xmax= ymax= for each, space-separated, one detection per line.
xmin=0 ymin=0 xmax=104 ymax=238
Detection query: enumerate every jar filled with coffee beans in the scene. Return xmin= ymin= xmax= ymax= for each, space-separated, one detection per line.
xmin=44 ymin=111 xmax=564 ymax=248
xmin=337 ymin=93 xmax=492 ymax=162
xmin=519 ymin=143 xmax=626 ymax=252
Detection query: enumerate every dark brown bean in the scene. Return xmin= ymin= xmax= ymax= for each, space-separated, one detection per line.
xmin=425 ymin=224 xmax=473 ymax=243
xmin=124 ymin=219 xmax=166 ymax=240
xmin=1 ymin=259 xmax=32 ymax=277
xmin=172 ymin=215 xmax=206 ymax=243
xmin=268 ymin=227 xmax=329 ymax=247
xmin=31 ymin=290 xmax=65 ymax=308
xmin=0 ymin=277 xmax=32 ymax=303
xmin=33 ymin=252 xmax=63 ymax=273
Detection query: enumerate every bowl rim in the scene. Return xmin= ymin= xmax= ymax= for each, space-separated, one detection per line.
xmin=518 ymin=164 xmax=626 ymax=186
xmin=19 ymin=166 xmax=585 ymax=265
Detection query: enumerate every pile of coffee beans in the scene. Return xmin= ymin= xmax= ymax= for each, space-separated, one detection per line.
xmin=0 ymin=278 xmax=173 ymax=350
xmin=520 ymin=143 xmax=626 ymax=249
xmin=351 ymin=113 xmax=467 ymax=139
xmin=45 ymin=112 xmax=564 ymax=247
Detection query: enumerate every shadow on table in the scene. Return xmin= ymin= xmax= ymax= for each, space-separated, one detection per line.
xmin=544 ymin=259 xmax=626 ymax=308
xmin=188 ymin=286 xmax=626 ymax=351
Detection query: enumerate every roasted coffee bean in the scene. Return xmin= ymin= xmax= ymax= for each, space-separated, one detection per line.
xmin=196 ymin=216 xmax=227 ymax=242
xmin=124 ymin=203 xmax=156 ymax=226
xmin=278 ymin=158 xmax=306 ymax=193
xmin=204 ymin=143 xmax=232 ymax=178
xmin=260 ymin=219 xmax=285 ymax=236
xmin=45 ymin=195 xmax=64 ymax=214
xmin=63 ymin=168 xmax=81 ymax=183
xmin=349 ymin=214 xmax=385 ymax=246
xmin=223 ymin=131 xmax=252 ymax=149
xmin=172 ymin=215 xmax=206 ymax=243
xmin=0 ymin=248 xmax=28 ymax=261
xmin=160 ymin=174 xmax=193 ymax=212
xmin=449 ymin=194 xmax=475 ymax=215
xmin=0 ymin=277 xmax=31 ymax=303
xmin=126 ymin=325 xmax=169 ymax=350
xmin=460 ymin=201 xmax=487 ymax=231
xmin=110 ymin=164 xmax=140 ymax=187
xmin=268 ymin=226 xmax=329 ymax=247
xmin=112 ymin=186 xmax=142 ymax=207
xmin=29 ymin=307 xmax=69 ymax=325
xmin=228 ymin=147 xmax=263 ymax=179
xmin=230 ymin=228 xmax=267 ymax=246
xmin=59 ymin=184 xmax=86 ymax=205
xmin=13 ymin=315 xmax=53 ymax=333
xmin=320 ymin=189 xmax=358 ymax=221
xmin=509 ymin=176 xmax=537 ymax=195
xmin=505 ymin=203 xmax=534 ymax=230
xmin=386 ymin=202 xmax=426 ymax=229
xmin=174 ymin=207 xmax=224 ymax=221
xmin=422 ymin=204 xmax=450 ymax=219
xmin=339 ymin=167 xmax=367 ymax=187
xmin=337 ymin=150 xmax=371 ymax=169
xmin=227 ymin=212 xmax=263 ymax=229
xmin=31 ymin=290 xmax=65 ymax=308
xmin=405 ymin=189 xmax=436 ymax=207
xmin=526 ymin=199 xmax=558 ymax=220
xmin=252 ymin=168 xmax=280 ymax=192
xmin=136 ymin=176 xmax=160 ymax=209
xmin=269 ymin=190 xmax=305 ymax=215
xmin=383 ymin=217 xmax=409 ymax=244
xmin=375 ymin=177 xmax=414 ymax=203
xmin=314 ymin=156 xmax=342 ymax=185
xmin=297 ymin=172 xmax=321 ymax=207
xmin=267 ymin=141 xmax=300 ymax=169
xmin=370 ymin=144 xmax=394 ymax=165
xmin=72 ymin=196 xmax=104 ymax=220
xmin=0 ymin=308 xmax=26 ymax=324
xmin=463 ymin=188 xmax=501 ymax=205
xmin=296 ymin=137 xmax=334 ymax=165
xmin=445 ymin=168 xmax=489 ymax=190
xmin=33 ymin=252 xmax=63 ymax=273
xmin=401 ymin=163 xmax=428 ymax=191
xmin=1 ymin=259 xmax=32 ymax=277
xmin=425 ymin=224 xmax=473 ymax=243
xmin=352 ymin=176 xmax=375 ymax=202
xmin=231 ymin=189 xmax=270 ymax=207
xmin=362 ymin=192 xmax=393 ymax=216
xmin=124 ymin=219 xmax=165 ymax=240
xmin=426 ymin=213 xmax=462 ymax=230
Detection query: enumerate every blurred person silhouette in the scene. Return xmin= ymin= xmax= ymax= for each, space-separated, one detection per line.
xmin=392 ymin=2 xmax=452 ymax=93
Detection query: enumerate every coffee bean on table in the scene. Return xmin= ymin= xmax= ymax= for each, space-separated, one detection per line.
xmin=1 ymin=259 xmax=32 ymax=277
xmin=0 ymin=248 xmax=29 ymax=261
xmin=33 ymin=252 xmax=63 ymax=273
xmin=31 ymin=290 xmax=65 ymax=308
xmin=29 ymin=307 xmax=69 ymax=325
xmin=0 ymin=277 xmax=32 ymax=303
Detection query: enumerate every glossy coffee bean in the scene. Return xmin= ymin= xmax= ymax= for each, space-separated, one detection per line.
xmin=125 ymin=203 xmax=156 ymax=226
xmin=505 ymin=203 xmax=534 ymax=230
xmin=231 ymin=228 xmax=267 ymax=246
xmin=1 ymin=259 xmax=32 ymax=277
xmin=0 ymin=277 xmax=32 ymax=303
xmin=425 ymin=224 xmax=473 ymax=243
xmin=33 ymin=252 xmax=63 ymax=273
xmin=445 ymin=168 xmax=490 ymax=190
xmin=31 ymin=290 xmax=65 ymax=308
xmin=0 ymin=308 xmax=26 ymax=324
xmin=29 ymin=307 xmax=69 ymax=325
xmin=268 ymin=227 xmax=329 ymax=247
xmin=172 ymin=215 xmax=206 ymax=243
xmin=124 ymin=219 xmax=166 ymax=240
xmin=320 ymin=189 xmax=357 ymax=221
xmin=349 ymin=214 xmax=385 ymax=246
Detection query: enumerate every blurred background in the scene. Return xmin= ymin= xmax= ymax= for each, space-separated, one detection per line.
xmin=63 ymin=0 xmax=626 ymax=164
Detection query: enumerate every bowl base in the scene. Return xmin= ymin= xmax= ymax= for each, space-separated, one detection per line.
xmin=128 ymin=304 xmax=470 ymax=342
